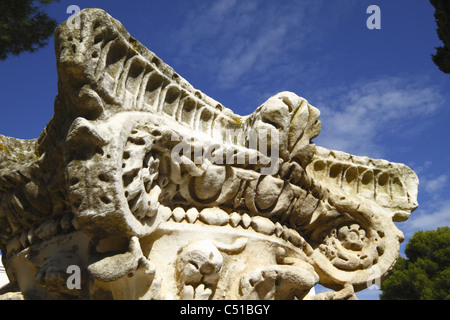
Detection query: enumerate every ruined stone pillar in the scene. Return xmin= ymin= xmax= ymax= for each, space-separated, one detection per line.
xmin=0 ymin=9 xmax=418 ymax=300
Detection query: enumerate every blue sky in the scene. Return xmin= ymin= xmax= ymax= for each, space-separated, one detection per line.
xmin=1 ymin=0 xmax=449 ymax=300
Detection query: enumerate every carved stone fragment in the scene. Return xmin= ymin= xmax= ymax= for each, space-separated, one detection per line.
xmin=0 ymin=9 xmax=419 ymax=300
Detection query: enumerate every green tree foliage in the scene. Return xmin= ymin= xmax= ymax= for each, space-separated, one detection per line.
xmin=0 ymin=0 xmax=59 ymax=60
xmin=430 ymin=0 xmax=450 ymax=74
xmin=380 ymin=227 xmax=450 ymax=300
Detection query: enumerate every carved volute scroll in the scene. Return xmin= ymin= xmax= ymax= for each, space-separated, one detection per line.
xmin=0 ymin=9 xmax=418 ymax=300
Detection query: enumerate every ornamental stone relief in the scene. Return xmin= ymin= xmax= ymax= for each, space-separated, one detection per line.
xmin=0 ymin=9 xmax=418 ymax=300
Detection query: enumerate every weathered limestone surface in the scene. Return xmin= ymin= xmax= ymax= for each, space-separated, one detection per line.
xmin=0 ymin=9 xmax=418 ymax=300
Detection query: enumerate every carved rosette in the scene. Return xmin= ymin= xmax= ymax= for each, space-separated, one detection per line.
xmin=65 ymin=115 xmax=164 ymax=238
xmin=308 ymin=213 xmax=403 ymax=291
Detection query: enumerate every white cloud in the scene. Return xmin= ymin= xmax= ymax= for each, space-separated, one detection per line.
xmin=314 ymin=76 xmax=444 ymax=159
xmin=171 ymin=0 xmax=355 ymax=88
xmin=404 ymin=199 xmax=450 ymax=237
xmin=412 ymin=160 xmax=433 ymax=174
xmin=216 ymin=24 xmax=289 ymax=87
xmin=423 ymin=174 xmax=448 ymax=194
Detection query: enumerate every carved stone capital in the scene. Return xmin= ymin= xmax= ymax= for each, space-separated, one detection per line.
xmin=0 ymin=9 xmax=418 ymax=300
